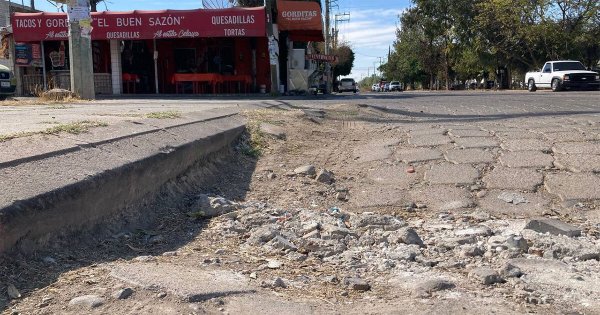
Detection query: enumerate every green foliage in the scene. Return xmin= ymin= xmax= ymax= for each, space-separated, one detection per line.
xmin=332 ymin=45 xmax=355 ymax=78
xmin=382 ymin=0 xmax=600 ymax=89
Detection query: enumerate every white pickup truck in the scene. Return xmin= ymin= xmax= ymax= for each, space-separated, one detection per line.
xmin=525 ymin=60 xmax=600 ymax=92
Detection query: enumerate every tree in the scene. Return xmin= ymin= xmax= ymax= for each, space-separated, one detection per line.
xmin=90 ymin=0 xmax=104 ymax=12
xmin=332 ymin=44 xmax=355 ymax=79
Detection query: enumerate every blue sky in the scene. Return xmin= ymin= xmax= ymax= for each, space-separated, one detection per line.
xmin=34 ymin=0 xmax=410 ymax=80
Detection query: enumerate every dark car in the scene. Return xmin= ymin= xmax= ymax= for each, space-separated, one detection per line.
xmin=0 ymin=65 xmax=16 ymax=100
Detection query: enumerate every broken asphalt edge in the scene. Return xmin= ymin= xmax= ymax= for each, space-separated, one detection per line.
xmin=0 ymin=115 xmax=246 ymax=254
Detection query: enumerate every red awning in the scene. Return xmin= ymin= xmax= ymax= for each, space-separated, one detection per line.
xmin=11 ymin=7 xmax=266 ymax=41
xmin=277 ymin=0 xmax=324 ymax=42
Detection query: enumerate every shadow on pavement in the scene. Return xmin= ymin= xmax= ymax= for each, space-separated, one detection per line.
xmin=0 ymin=141 xmax=257 ymax=312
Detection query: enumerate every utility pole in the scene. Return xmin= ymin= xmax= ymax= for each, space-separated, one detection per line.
xmin=333 ymin=12 xmax=350 ymax=50
xmin=378 ymin=57 xmax=385 ymax=79
xmin=373 ymin=61 xmax=378 ymax=78
xmin=55 ymin=0 xmax=95 ymax=99
xmin=324 ymin=0 xmax=331 ymax=94
xmin=265 ymin=0 xmax=279 ymax=94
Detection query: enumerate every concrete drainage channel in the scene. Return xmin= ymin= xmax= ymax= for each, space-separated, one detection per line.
xmin=0 ymin=115 xmax=246 ymax=254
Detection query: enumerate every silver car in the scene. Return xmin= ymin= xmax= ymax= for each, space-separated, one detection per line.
xmin=389 ymin=81 xmax=402 ymax=91
xmin=338 ymin=78 xmax=358 ymax=93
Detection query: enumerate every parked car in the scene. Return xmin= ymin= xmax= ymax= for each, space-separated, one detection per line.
xmin=371 ymin=83 xmax=380 ymax=92
xmin=525 ymin=60 xmax=600 ymax=92
xmin=383 ymin=83 xmax=390 ymax=92
xmin=338 ymin=78 xmax=358 ymax=93
xmin=0 ymin=65 xmax=16 ymax=100
xmin=389 ymin=81 xmax=402 ymax=91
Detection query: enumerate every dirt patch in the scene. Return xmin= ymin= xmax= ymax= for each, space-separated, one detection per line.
xmin=3 ymin=106 xmax=600 ymax=314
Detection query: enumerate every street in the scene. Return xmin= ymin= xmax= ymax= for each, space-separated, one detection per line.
xmin=2 ymin=90 xmax=600 ymax=314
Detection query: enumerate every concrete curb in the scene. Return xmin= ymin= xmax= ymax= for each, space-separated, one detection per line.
xmin=0 ymin=115 xmax=246 ymax=254
xmin=0 ymin=112 xmax=239 ymax=169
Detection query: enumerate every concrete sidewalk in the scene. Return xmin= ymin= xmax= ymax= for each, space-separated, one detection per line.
xmin=0 ymin=98 xmax=274 ymax=253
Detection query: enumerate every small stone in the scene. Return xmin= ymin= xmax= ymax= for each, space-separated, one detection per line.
xmin=157 ymin=292 xmax=167 ymax=298
xmin=336 ymin=191 xmax=349 ymax=201
xmin=267 ymin=260 xmax=282 ymax=269
xmin=316 ymin=169 xmax=334 ymax=184
xmin=413 ymin=279 xmax=455 ymax=297
xmin=469 ymin=268 xmax=504 ymax=285
xmin=345 ymin=278 xmax=371 ymax=291
xmin=294 ymin=165 xmax=316 ymax=176
xmin=460 ymin=245 xmax=485 ymax=257
xmin=505 ymin=235 xmax=529 ymax=252
xmin=214 ymin=249 xmax=226 ymax=255
xmin=416 ymin=203 xmax=427 ymax=209
xmin=302 ymin=230 xmax=321 ymax=239
xmin=162 ymin=251 xmax=178 ymax=257
xmin=7 ymin=284 xmax=21 ymax=299
xmin=250 ymin=272 xmax=258 ymax=279
xmin=133 ymin=255 xmax=156 ymax=262
xmin=455 ymin=226 xmax=493 ymax=237
xmin=525 ymin=218 xmax=581 ymax=237
xmin=113 ymin=288 xmax=134 ymax=300
xmin=68 ymin=295 xmax=105 ymax=308
xmin=267 ymin=236 xmax=297 ymax=251
xmin=340 ymin=291 xmax=349 ymax=297
xmin=391 ymin=227 xmax=424 ymax=247
xmin=406 ymin=166 xmax=416 ymax=174
xmin=387 ymin=245 xmax=420 ymax=261
xmin=302 ymin=222 xmax=320 ymax=234
xmin=267 ymin=172 xmax=277 ymax=180
xmin=476 ymin=191 xmax=488 ymax=198
xmin=272 ymin=277 xmax=286 ymax=288
xmin=499 ymin=263 xmax=523 ymax=278
xmin=247 ymin=225 xmax=280 ymax=245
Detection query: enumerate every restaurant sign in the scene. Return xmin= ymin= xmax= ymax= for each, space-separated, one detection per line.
xmin=277 ymin=0 xmax=323 ymax=31
xmin=306 ymin=54 xmax=337 ymax=63
xmin=11 ymin=7 xmax=266 ymax=41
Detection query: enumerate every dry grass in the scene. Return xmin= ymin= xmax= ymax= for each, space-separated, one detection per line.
xmin=42 ymin=120 xmax=108 ymax=135
xmin=145 ymin=111 xmax=181 ymax=119
xmin=0 ymin=120 xmax=108 ymax=143
xmin=0 ymin=97 xmax=85 ymax=107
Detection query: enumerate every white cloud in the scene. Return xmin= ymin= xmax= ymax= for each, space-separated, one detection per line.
xmin=336 ymin=8 xmax=405 ymax=80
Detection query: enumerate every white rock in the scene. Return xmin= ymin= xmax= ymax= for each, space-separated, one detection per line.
xmin=68 ymin=295 xmax=105 ymax=308
xmin=267 ymin=260 xmax=282 ymax=269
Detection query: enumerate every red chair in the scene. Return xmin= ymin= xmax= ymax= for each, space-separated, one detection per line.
xmin=122 ymin=73 xmax=137 ymax=94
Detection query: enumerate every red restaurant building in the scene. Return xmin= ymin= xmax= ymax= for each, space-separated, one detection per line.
xmin=10 ymin=7 xmax=272 ymax=95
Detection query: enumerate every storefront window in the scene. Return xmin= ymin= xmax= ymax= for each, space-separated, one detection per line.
xmin=174 ymin=48 xmax=196 ymax=73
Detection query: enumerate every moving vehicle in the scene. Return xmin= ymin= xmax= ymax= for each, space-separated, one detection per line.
xmin=0 ymin=65 xmax=16 ymax=100
xmin=389 ymin=81 xmax=402 ymax=91
xmin=525 ymin=60 xmax=600 ymax=92
xmin=338 ymin=78 xmax=358 ymax=93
